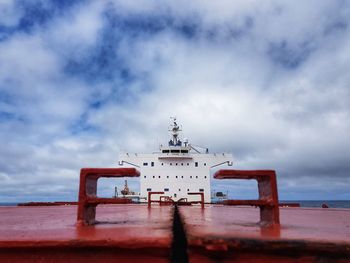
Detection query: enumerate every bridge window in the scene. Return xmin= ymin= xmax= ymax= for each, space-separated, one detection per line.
xmin=162 ymin=150 xmax=169 ymax=153
xmin=195 ymin=162 xmax=198 ymax=167
xmin=199 ymin=189 xmax=204 ymax=192
xmin=181 ymin=150 xmax=188 ymax=153
xmin=143 ymin=162 xmax=148 ymax=166
xmin=147 ymin=188 xmax=152 ymax=191
xmin=171 ymin=150 xmax=180 ymax=153
xmin=164 ymin=188 xmax=169 ymax=192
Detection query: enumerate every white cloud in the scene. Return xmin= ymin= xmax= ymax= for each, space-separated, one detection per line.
xmin=0 ymin=0 xmax=349 ymax=201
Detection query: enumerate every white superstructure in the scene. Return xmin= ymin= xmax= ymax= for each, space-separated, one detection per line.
xmin=118 ymin=118 xmax=233 ymax=203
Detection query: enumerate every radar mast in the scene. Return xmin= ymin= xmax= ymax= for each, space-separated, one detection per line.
xmin=168 ymin=117 xmax=182 ymax=146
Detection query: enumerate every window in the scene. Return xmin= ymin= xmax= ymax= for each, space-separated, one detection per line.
xmin=153 ymin=176 xmax=155 ymax=178
xmin=162 ymin=150 xmax=169 ymax=153
xmin=171 ymin=150 xmax=180 ymax=153
xmin=181 ymin=150 xmax=188 ymax=153
xmin=167 ymin=176 xmax=169 ymax=178
xmin=187 ymin=163 xmax=189 ymax=166
xmin=151 ymin=162 xmax=154 ymax=167
xmin=176 ymin=163 xmax=178 ymax=166
xmin=181 ymin=163 xmax=184 ymax=166
xmin=161 ymin=163 xmax=164 ymax=166
xmin=174 ymin=194 xmax=177 ymax=197
xmin=178 ymin=189 xmax=181 ymax=191
xmin=176 ymin=176 xmax=178 ymax=178
xmin=158 ymin=176 xmax=161 ymax=178
xmin=190 ymin=176 xmax=192 ymax=178
xmin=199 ymin=189 xmax=204 ymax=192
xmin=196 ymin=176 xmax=198 ymax=178
xmin=204 ymin=163 xmax=206 ymax=166
xmin=204 ymin=176 xmax=207 ymax=179
xmin=195 ymin=162 xmax=198 ymax=167
xmin=164 ymin=188 xmax=169 ymax=192
xmin=181 ymin=176 xmax=183 ymax=178
xmin=187 ymin=189 xmax=190 ymax=191
xmin=170 ymin=163 xmax=172 ymax=166
xmin=144 ymin=176 xmax=146 ymax=178
xmin=143 ymin=162 xmax=148 ymax=166
xmin=147 ymin=188 xmax=152 ymax=191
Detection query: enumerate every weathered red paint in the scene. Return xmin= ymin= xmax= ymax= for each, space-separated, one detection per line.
xmin=214 ymin=169 xmax=279 ymax=225
xmin=180 ymin=205 xmax=350 ymax=262
xmin=0 ymin=204 xmax=173 ymax=262
xmin=77 ymin=167 xmax=140 ymax=225
xmin=179 ymin=205 xmax=350 ymax=262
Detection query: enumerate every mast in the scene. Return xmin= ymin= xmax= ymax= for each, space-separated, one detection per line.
xmin=168 ymin=117 xmax=182 ymax=146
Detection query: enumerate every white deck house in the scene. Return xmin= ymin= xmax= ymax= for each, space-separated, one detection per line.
xmin=118 ymin=119 xmax=233 ymax=203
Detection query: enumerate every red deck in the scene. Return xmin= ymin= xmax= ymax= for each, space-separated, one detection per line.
xmin=0 ymin=204 xmax=350 ymax=262
xmin=180 ymin=205 xmax=350 ymax=262
xmin=0 ymin=204 xmax=173 ymax=262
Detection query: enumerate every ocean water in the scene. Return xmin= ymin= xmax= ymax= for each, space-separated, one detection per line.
xmin=1 ymin=200 xmax=350 ymax=208
xmin=281 ymin=200 xmax=350 ymax=209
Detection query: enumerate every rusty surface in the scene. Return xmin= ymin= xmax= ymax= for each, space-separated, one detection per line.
xmin=214 ymin=169 xmax=280 ymax=226
xmin=180 ymin=205 xmax=350 ymax=262
xmin=0 ymin=204 xmax=173 ymax=262
xmin=78 ymin=167 xmax=140 ymax=225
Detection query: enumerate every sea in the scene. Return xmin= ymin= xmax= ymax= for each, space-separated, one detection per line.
xmin=1 ymin=200 xmax=350 ymax=208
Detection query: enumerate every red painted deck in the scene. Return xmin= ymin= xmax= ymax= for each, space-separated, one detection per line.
xmin=1 ymin=204 xmax=350 ymax=262
xmin=180 ymin=205 xmax=350 ymax=262
xmin=0 ymin=204 xmax=173 ymax=262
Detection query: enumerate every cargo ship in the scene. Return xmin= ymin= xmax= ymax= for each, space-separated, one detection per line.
xmin=117 ymin=117 xmax=233 ymax=203
xmin=0 ymin=119 xmax=349 ymax=262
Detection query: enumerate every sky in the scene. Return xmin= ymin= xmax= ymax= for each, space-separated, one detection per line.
xmin=0 ymin=0 xmax=349 ymax=202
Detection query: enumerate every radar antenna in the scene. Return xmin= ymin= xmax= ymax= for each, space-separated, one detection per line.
xmin=168 ymin=117 xmax=182 ymax=146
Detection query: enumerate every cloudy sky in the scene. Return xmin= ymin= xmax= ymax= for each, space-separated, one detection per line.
xmin=0 ymin=0 xmax=349 ymax=202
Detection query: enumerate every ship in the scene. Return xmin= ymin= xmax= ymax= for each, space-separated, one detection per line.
xmin=117 ymin=117 xmax=233 ymax=203
xmin=0 ymin=119 xmax=349 ymax=262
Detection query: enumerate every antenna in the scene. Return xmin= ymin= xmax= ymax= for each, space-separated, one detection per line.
xmin=168 ymin=116 xmax=182 ymax=146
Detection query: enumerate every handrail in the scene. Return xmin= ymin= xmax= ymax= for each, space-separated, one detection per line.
xmin=77 ymin=168 xmax=140 ymax=225
xmin=214 ymin=169 xmax=280 ymax=226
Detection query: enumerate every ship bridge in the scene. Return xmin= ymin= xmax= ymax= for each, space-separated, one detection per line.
xmin=118 ymin=118 xmax=233 ymax=203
